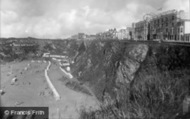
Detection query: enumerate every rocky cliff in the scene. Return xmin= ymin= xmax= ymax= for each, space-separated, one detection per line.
xmin=69 ymin=40 xmax=149 ymax=101
xmin=68 ymin=40 xmax=190 ymax=102
xmin=68 ymin=40 xmax=190 ymax=118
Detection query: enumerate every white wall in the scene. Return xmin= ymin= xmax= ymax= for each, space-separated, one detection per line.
xmin=184 ymin=21 xmax=190 ymax=34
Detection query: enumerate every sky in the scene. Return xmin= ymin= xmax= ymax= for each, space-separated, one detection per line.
xmin=0 ymin=0 xmax=189 ymax=39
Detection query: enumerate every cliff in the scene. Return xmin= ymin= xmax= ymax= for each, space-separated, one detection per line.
xmin=68 ymin=40 xmax=190 ymax=102
xmin=67 ymin=40 xmax=190 ymax=118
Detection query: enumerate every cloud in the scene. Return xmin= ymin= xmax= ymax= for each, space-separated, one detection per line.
xmin=1 ymin=10 xmax=19 ymax=24
xmin=164 ymin=0 xmax=189 ymax=11
xmin=1 ymin=0 xmax=189 ymax=38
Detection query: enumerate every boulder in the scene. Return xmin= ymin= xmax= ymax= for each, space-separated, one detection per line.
xmin=15 ymin=101 xmax=24 ymax=106
xmin=66 ymin=67 xmax=71 ymax=72
xmin=11 ymin=77 xmax=17 ymax=85
xmin=24 ymin=67 xmax=28 ymax=71
xmin=0 ymin=89 xmax=5 ymax=95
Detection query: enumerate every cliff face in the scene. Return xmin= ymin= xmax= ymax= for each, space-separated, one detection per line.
xmin=70 ymin=40 xmax=149 ymax=100
xmin=69 ymin=40 xmax=190 ymax=103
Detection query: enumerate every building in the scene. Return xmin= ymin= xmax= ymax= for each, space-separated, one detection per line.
xmin=116 ymin=27 xmax=132 ymax=40
xmin=184 ymin=33 xmax=190 ymax=42
xmin=86 ymin=35 xmax=96 ymax=40
xmin=131 ymin=23 xmax=136 ymax=40
xmin=178 ymin=20 xmax=190 ymax=42
xmin=70 ymin=33 xmax=87 ymax=40
xmin=78 ymin=33 xmax=87 ymax=40
xmin=105 ymin=28 xmax=117 ymax=39
xmin=127 ymin=27 xmax=133 ymax=40
xmin=134 ymin=21 xmax=149 ymax=40
xmin=96 ymin=28 xmax=117 ymax=39
xmin=149 ymin=10 xmax=190 ymax=41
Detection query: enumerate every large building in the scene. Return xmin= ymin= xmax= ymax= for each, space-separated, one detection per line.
xmin=149 ymin=10 xmax=190 ymax=41
xmin=134 ymin=21 xmax=149 ymax=40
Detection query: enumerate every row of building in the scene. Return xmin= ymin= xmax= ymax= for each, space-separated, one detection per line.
xmin=93 ymin=9 xmax=190 ymax=42
xmin=133 ymin=10 xmax=190 ymax=42
xmin=95 ymin=28 xmax=132 ymax=40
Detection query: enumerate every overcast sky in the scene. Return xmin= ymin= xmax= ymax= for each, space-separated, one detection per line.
xmin=0 ymin=0 xmax=189 ymax=39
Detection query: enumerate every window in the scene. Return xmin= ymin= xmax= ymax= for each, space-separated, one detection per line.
xmin=161 ymin=18 xmax=164 ymax=27
xmin=181 ymin=35 xmax=183 ymax=41
xmin=158 ymin=19 xmax=160 ymax=27
xmin=172 ymin=15 xmax=175 ymax=20
xmin=170 ymin=28 xmax=173 ymax=35
xmin=165 ymin=17 xmax=168 ymax=26
xmin=172 ymin=23 xmax=174 ymax=26
xmin=181 ymin=27 xmax=183 ymax=33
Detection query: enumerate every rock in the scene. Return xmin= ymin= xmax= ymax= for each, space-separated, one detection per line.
xmin=24 ymin=67 xmax=28 ymax=71
xmin=48 ymin=91 xmax=53 ymax=96
xmin=0 ymin=89 xmax=5 ymax=95
xmin=128 ymin=44 xmax=149 ymax=62
xmin=39 ymin=91 xmax=45 ymax=96
xmin=70 ymin=41 xmax=149 ymax=101
xmin=66 ymin=67 xmax=70 ymax=72
xmin=116 ymin=44 xmax=148 ymax=85
xmin=11 ymin=77 xmax=17 ymax=85
xmin=15 ymin=101 xmax=24 ymax=106
xmin=7 ymin=72 xmax=12 ymax=76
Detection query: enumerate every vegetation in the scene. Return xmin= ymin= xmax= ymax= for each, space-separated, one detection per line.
xmin=79 ymin=67 xmax=189 ymax=119
xmin=79 ymin=45 xmax=190 ymax=119
xmin=59 ymin=76 xmax=92 ymax=96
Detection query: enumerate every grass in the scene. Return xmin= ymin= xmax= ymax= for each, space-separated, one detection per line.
xmin=79 ymin=67 xmax=189 ymax=119
xmin=59 ymin=76 xmax=92 ymax=96
xmin=65 ymin=81 xmax=92 ymax=96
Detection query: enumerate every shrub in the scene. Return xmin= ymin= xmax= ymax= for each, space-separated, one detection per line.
xmin=79 ymin=67 xmax=189 ymax=119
